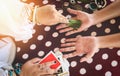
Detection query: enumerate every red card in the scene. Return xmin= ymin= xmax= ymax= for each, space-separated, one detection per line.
xmin=39 ymin=51 xmax=61 ymax=69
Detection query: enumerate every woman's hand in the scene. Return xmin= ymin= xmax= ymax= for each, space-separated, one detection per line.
xmin=36 ymin=5 xmax=69 ymax=26
xmin=60 ymin=36 xmax=99 ymax=62
xmin=20 ymin=58 xmax=57 ymax=76
xmin=56 ymin=8 xmax=94 ymax=36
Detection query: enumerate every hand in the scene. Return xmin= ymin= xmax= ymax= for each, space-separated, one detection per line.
xmin=60 ymin=36 xmax=99 ymax=62
xmin=36 ymin=5 xmax=69 ymax=25
xmin=56 ymin=8 xmax=94 ymax=36
xmin=20 ymin=58 xmax=57 ymax=76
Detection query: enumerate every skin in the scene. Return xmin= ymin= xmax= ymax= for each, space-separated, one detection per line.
xmin=0 ymin=1 xmax=66 ymax=75
xmin=20 ymin=58 xmax=57 ymax=76
xmin=36 ymin=5 xmax=69 ymax=26
xmin=56 ymin=0 xmax=120 ymax=62
xmin=56 ymin=0 xmax=120 ymax=36
xmin=60 ymin=33 xmax=120 ymax=62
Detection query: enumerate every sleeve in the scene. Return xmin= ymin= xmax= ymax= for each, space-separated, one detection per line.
xmin=0 ymin=1 xmax=35 ymax=41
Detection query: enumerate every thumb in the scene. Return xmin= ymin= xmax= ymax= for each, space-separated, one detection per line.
xmin=80 ymin=51 xmax=95 ymax=62
xmin=30 ymin=57 xmax=41 ymax=63
xmin=58 ymin=14 xmax=69 ymax=23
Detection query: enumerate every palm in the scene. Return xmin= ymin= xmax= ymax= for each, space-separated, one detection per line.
xmin=76 ymin=12 xmax=92 ymax=32
xmin=56 ymin=8 xmax=93 ymax=36
xmin=60 ymin=36 xmax=98 ymax=62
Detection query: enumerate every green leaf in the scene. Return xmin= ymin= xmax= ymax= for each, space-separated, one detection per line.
xmin=68 ymin=19 xmax=82 ymax=30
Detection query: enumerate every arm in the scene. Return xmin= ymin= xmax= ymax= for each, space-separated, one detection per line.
xmin=20 ymin=58 xmax=56 ymax=76
xmin=56 ymin=0 xmax=120 ymax=35
xmin=92 ymin=0 xmax=120 ymax=25
xmin=35 ymin=5 xmax=69 ymax=25
xmin=97 ymin=33 xmax=120 ymax=48
xmin=60 ymin=33 xmax=120 ymax=62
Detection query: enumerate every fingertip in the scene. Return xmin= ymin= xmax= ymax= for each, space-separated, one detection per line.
xmin=80 ymin=58 xmax=87 ymax=63
xmin=65 ymin=33 xmax=70 ymax=36
xmin=67 ymin=8 xmax=71 ymax=11
xmin=63 ymin=55 xmax=68 ymax=59
xmin=56 ymin=26 xmax=59 ymax=30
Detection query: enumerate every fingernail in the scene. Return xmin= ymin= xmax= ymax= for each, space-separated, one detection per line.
xmin=56 ymin=27 xmax=59 ymax=30
xmin=59 ymin=31 xmax=62 ymax=33
xmin=65 ymin=33 xmax=69 ymax=36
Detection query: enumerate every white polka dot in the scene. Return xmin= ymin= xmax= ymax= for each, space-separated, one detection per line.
xmin=64 ymin=2 xmax=69 ymax=6
xmin=30 ymin=44 xmax=36 ymax=50
xmin=45 ymin=41 xmax=52 ymax=47
xmin=105 ymin=28 xmax=111 ymax=33
xmin=56 ymin=0 xmax=61 ymax=1
xmin=77 ymin=1 xmax=82 ymax=4
xmin=85 ymin=4 xmax=89 ymax=8
xmin=38 ymin=51 xmax=45 ymax=57
xmin=44 ymin=26 xmax=51 ymax=31
xmin=32 ymin=29 xmax=36 ymax=34
xmin=84 ymin=28 xmax=88 ymax=31
xmin=71 ymin=61 xmax=77 ymax=67
xmin=37 ymin=35 xmax=44 ymax=41
xmin=95 ymin=49 xmax=100 ymax=53
xmin=58 ymin=9 xmax=63 ymax=14
xmin=105 ymin=71 xmax=112 ymax=76
xmin=17 ymin=47 xmax=21 ymax=52
xmin=79 ymin=68 xmax=86 ymax=75
xmin=91 ymin=31 xmax=97 ymax=36
xmin=54 ymin=47 xmax=60 ymax=52
xmin=86 ymin=58 xmax=93 ymax=64
xmin=95 ymin=64 xmax=102 ymax=70
xmin=118 ymin=25 xmax=120 ymax=30
xmin=96 ymin=23 xmax=102 ymax=28
xmin=117 ymin=50 xmax=120 ymax=56
xmin=102 ymin=53 xmax=109 ymax=60
xmin=22 ymin=40 xmax=28 ymax=43
xmin=66 ymin=15 xmax=72 ymax=19
xmin=111 ymin=60 xmax=118 ymax=67
xmin=110 ymin=0 xmax=115 ymax=2
xmin=61 ymin=38 xmax=66 ymax=43
xmin=43 ymin=0 xmax=48 ymax=4
xmin=110 ymin=19 xmax=116 ymax=24
xmin=22 ymin=54 xmax=29 ymax=59
xmin=108 ymin=47 xmax=113 ymax=49
xmin=52 ymin=32 xmax=59 ymax=37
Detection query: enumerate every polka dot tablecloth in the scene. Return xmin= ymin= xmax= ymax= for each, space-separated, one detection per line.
xmin=13 ymin=0 xmax=120 ymax=76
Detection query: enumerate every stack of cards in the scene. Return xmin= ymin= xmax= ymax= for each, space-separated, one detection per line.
xmin=39 ymin=51 xmax=61 ymax=69
xmin=39 ymin=51 xmax=70 ymax=76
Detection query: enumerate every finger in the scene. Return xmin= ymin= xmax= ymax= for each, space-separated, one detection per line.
xmin=60 ymin=46 xmax=75 ymax=52
xmin=59 ymin=27 xmax=73 ymax=33
xmin=65 ymin=38 xmax=77 ymax=42
xmin=77 ymin=25 xmax=86 ymax=32
xmin=65 ymin=29 xmax=79 ymax=36
xmin=80 ymin=51 xmax=95 ymax=62
xmin=56 ymin=24 xmax=68 ymax=30
xmin=30 ymin=58 xmax=41 ymax=63
xmin=67 ymin=8 xmax=79 ymax=15
xmin=58 ymin=14 xmax=69 ymax=24
xmin=71 ymin=17 xmax=78 ymax=20
xmin=61 ymin=42 xmax=75 ymax=47
xmin=63 ymin=51 xmax=78 ymax=59
xmin=39 ymin=68 xmax=57 ymax=75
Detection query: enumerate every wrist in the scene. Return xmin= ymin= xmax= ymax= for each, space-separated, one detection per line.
xmin=97 ymin=36 xmax=109 ymax=48
xmin=91 ymin=12 xmax=99 ymax=25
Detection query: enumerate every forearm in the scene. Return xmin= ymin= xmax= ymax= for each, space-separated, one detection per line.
xmin=97 ymin=33 xmax=120 ymax=48
xmin=92 ymin=0 xmax=120 ymax=25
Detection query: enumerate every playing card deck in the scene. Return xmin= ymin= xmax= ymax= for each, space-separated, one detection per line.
xmin=39 ymin=51 xmax=70 ymax=76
